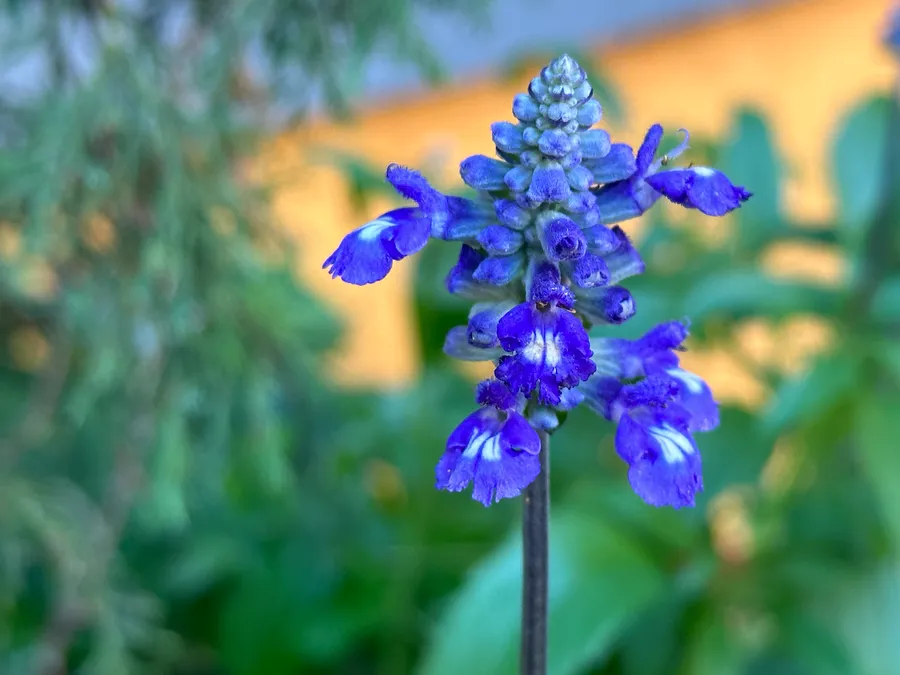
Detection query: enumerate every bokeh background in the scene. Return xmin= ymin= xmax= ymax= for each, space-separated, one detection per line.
xmin=1 ymin=0 xmax=898 ymax=674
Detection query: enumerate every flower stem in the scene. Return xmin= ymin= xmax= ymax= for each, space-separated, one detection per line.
xmin=521 ymin=430 xmax=549 ymax=675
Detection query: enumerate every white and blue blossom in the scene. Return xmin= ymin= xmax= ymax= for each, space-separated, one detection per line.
xmin=323 ymin=54 xmax=748 ymax=508
xmin=435 ymin=379 xmax=542 ymax=506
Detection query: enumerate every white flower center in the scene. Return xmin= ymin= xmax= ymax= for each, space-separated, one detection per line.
xmin=521 ymin=328 xmax=561 ymax=368
xmin=463 ymin=429 xmax=502 ymax=462
xmin=667 ymin=368 xmax=704 ymax=394
xmin=648 ymin=424 xmax=695 ymax=464
xmin=357 ymin=218 xmax=394 ymax=242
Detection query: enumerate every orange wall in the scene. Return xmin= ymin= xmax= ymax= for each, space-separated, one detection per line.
xmin=262 ymin=0 xmax=896 ymax=401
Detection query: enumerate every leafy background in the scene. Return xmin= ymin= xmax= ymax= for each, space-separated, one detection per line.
xmin=0 ymin=1 xmax=898 ymax=674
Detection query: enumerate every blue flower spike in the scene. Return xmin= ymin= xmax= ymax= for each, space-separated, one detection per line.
xmin=886 ymin=4 xmax=900 ymax=55
xmin=322 ymin=54 xmax=750 ymax=508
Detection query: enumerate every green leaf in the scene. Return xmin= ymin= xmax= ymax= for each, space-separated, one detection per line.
xmin=163 ymin=535 xmax=250 ymax=596
xmin=831 ymin=96 xmax=892 ymax=248
xmin=855 ymin=393 xmax=900 ymax=551
xmin=778 ymin=610 xmax=860 ymax=675
xmin=682 ymin=270 xmax=840 ymax=322
xmin=564 ymin=480 xmax=703 ymax=552
xmin=417 ymin=508 xmax=664 ymax=675
xmin=873 ymin=338 xmax=900 ymax=382
xmin=871 ymin=276 xmax=900 ymax=324
xmin=763 ymin=350 xmax=860 ymax=434
xmin=680 ymin=608 xmax=747 ymax=675
xmin=814 ymin=565 xmax=900 ymax=675
xmin=697 ymin=407 xmax=772 ymax=505
xmin=218 ymin=565 xmax=299 ymax=675
xmin=721 ymin=109 xmax=783 ymax=250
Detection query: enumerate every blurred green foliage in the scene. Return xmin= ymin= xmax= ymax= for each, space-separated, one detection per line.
xmin=1 ymin=2 xmax=899 ymax=674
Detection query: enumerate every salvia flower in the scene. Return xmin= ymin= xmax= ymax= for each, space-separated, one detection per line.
xmin=887 ymin=4 xmax=900 ymax=55
xmin=436 ymin=379 xmax=542 ymax=506
xmin=580 ymin=321 xmax=719 ymax=508
xmin=323 ymin=54 xmax=750 ymax=508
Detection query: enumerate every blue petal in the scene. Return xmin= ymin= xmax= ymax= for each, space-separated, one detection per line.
xmin=888 ymin=7 xmax=900 ymax=53
xmin=570 ymin=252 xmax=609 ymax=288
xmin=538 ymin=129 xmax=572 ymax=158
xmin=528 ymin=161 xmax=571 ymax=204
xmin=436 ymin=407 xmax=541 ymax=506
xmin=593 ymin=181 xmax=647 ymax=223
xmin=583 ymin=144 xmax=636 ymax=183
xmin=528 ymin=408 xmax=560 ymax=432
xmin=618 ymin=374 xmax=680 ymax=409
xmin=667 ymin=368 xmax=720 ymax=432
xmin=443 ymin=216 xmax=490 ymax=241
xmin=323 ymin=207 xmax=428 ymax=285
xmin=473 ymin=253 xmax=526 ymax=286
xmin=445 ymin=245 xmax=512 ymax=300
xmin=576 ymin=285 xmax=635 ymax=325
xmin=443 ymin=326 xmax=503 ymax=361
xmin=579 ymin=375 xmax=622 ymax=418
xmin=386 ymin=163 xmax=445 ymax=215
xmin=471 ymin=448 xmax=541 ymax=506
xmin=504 ymin=166 xmax=534 ymax=192
xmin=645 ymin=167 xmax=752 ymax=216
xmin=513 ymin=93 xmax=540 ymax=122
xmin=566 ymin=165 xmax=594 ymax=192
xmin=467 ymin=301 xmax=517 ymax=348
xmin=557 ymin=388 xmax=585 ymax=410
xmin=603 ymin=226 xmax=646 ymax=283
xmin=578 ymin=129 xmax=611 ymax=159
xmin=564 ymin=191 xmax=597 ymax=214
xmin=500 ymin=412 xmax=542 ymax=455
xmin=638 ymin=320 xmax=689 ymax=356
xmin=475 ymin=378 xmax=519 ymax=410
xmin=616 ymin=413 xmax=703 ymax=509
xmin=477 ymin=225 xmax=525 ymax=256
xmin=523 ymin=127 xmax=541 ymax=146
xmin=592 ymin=321 xmax=686 ymax=380
xmin=460 ymin=154 xmax=509 ymax=190
xmin=527 ymin=260 xmax=574 ymax=307
xmin=540 ymin=216 xmax=587 ymax=262
xmin=491 ymin=122 xmax=527 ymax=153
xmin=433 ymin=195 xmax=491 ymax=240
xmin=636 ymin=124 xmax=664 ymax=174
xmin=495 ymin=199 xmax=532 ymax=230
xmin=582 ymin=224 xmax=620 ymax=254
xmin=576 ymin=99 xmax=602 ymax=127
xmin=495 ymin=303 xmax=596 ymax=405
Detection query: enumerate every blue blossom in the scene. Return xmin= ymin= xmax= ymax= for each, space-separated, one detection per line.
xmin=580 ymin=322 xmax=719 ymax=507
xmin=887 ymin=5 xmax=900 ymax=54
xmin=611 ymin=375 xmax=704 ymax=509
xmin=494 ymin=262 xmax=596 ymax=406
xmin=324 ymin=164 xmax=477 ymax=284
xmin=436 ymin=379 xmax=542 ymax=506
xmin=323 ymin=53 xmax=748 ymax=508
xmin=593 ymin=125 xmax=750 ymax=223
xmin=444 ymin=245 xmax=514 ymax=301
xmin=443 ymin=300 xmax=516 ymax=362
xmin=645 ymin=167 xmax=752 ymax=217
